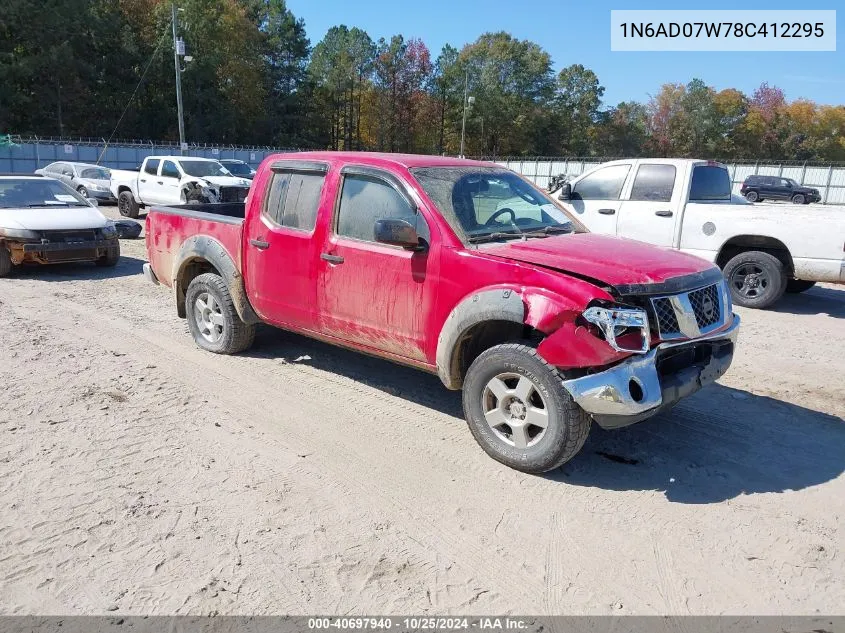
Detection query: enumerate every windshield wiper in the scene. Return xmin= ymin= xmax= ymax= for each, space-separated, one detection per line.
xmin=522 ymin=225 xmax=574 ymax=238
xmin=467 ymin=230 xmax=524 ymax=244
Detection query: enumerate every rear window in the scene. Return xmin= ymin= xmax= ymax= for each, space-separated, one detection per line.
xmin=263 ymin=170 xmax=325 ymax=231
xmin=689 ymin=166 xmax=731 ymax=201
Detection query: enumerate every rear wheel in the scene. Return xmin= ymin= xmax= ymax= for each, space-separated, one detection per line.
xmin=462 ymin=343 xmax=591 ymax=473
xmin=0 ymin=247 xmax=12 ymax=277
xmin=786 ymin=279 xmax=816 ymax=294
xmin=744 ymin=191 xmax=759 ymax=202
xmin=791 ymin=193 xmax=805 ymax=204
xmin=723 ymin=250 xmax=787 ymax=309
xmin=118 ymin=191 xmax=140 ymax=218
xmin=185 ymin=273 xmax=255 ymax=354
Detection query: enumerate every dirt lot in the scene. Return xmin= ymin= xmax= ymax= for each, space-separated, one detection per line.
xmin=1 ymin=211 xmax=843 ymax=615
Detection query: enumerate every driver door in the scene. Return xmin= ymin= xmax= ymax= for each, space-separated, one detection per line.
xmin=565 ymin=163 xmax=631 ymax=235
xmin=159 ymin=160 xmax=184 ymax=205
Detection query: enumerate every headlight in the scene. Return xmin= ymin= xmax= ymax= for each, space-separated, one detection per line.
xmin=582 ymin=305 xmax=650 ymax=354
xmin=0 ymin=227 xmax=40 ymax=240
xmin=101 ymin=223 xmax=118 ymax=238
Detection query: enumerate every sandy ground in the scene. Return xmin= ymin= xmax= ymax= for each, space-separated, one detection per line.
xmin=0 ymin=210 xmax=843 ymax=616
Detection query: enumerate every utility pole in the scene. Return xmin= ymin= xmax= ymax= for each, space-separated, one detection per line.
xmin=172 ymin=3 xmax=186 ymax=154
xmin=459 ymin=70 xmax=468 ymax=158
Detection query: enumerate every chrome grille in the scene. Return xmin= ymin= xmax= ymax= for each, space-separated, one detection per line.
xmin=649 ymin=281 xmax=727 ymax=340
xmin=651 ymin=297 xmax=680 ymax=334
xmin=688 ymin=284 xmax=721 ymax=329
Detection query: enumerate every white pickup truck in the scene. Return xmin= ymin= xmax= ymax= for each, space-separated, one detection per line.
xmin=110 ymin=156 xmax=252 ymax=219
xmin=554 ymin=158 xmax=845 ymax=308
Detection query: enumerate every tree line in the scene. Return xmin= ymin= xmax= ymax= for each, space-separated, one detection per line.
xmin=2 ymin=0 xmax=844 ymax=161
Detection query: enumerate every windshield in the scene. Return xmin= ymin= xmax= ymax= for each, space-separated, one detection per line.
xmin=411 ymin=167 xmax=577 ymax=243
xmin=785 ymin=178 xmax=799 ymax=187
xmin=223 ymin=161 xmax=252 ymax=176
xmin=179 ymin=160 xmax=233 ymax=177
xmin=80 ymin=167 xmax=110 ymax=180
xmin=0 ymin=178 xmax=90 ymax=208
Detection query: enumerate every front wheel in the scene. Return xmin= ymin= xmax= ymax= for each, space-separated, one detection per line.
xmin=723 ymin=250 xmax=787 ymax=309
xmin=786 ymin=279 xmax=816 ymax=294
xmin=118 ymin=191 xmax=140 ymax=218
xmin=462 ymin=343 xmax=591 ymax=473
xmin=77 ymin=186 xmax=89 ymax=198
xmin=791 ymin=193 xmax=805 ymax=204
xmin=185 ymin=273 xmax=255 ymax=354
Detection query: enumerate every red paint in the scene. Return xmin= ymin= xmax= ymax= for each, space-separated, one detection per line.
xmin=146 ymin=152 xmax=724 ymax=375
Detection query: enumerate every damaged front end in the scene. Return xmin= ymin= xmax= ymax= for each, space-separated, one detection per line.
xmin=2 ymin=226 xmax=118 ymax=265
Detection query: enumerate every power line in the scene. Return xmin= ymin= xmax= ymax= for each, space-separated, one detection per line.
xmin=97 ymin=22 xmax=172 ymax=165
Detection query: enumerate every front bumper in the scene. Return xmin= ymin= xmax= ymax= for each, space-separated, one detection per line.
xmin=562 ymin=314 xmax=740 ymax=429
xmin=87 ymin=189 xmax=114 ymax=200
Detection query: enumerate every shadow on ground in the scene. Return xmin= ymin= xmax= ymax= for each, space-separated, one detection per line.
xmin=247 ymin=326 xmax=844 ymax=504
xmin=773 ymin=284 xmax=845 ymax=318
xmin=7 ymin=254 xmax=144 ymax=280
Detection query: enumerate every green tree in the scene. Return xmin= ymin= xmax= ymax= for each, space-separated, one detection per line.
xmin=553 ymin=64 xmax=604 ymax=155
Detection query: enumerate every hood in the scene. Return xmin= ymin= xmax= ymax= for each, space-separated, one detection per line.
xmin=482 ymin=233 xmax=714 ymax=289
xmin=0 ymin=205 xmax=109 ymax=231
xmin=202 ymin=176 xmax=252 ymax=188
xmin=795 ymin=186 xmax=819 ymax=193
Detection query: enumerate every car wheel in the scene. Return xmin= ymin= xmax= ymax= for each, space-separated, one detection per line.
xmin=786 ymin=279 xmax=816 ymax=294
xmin=723 ymin=251 xmax=787 ymax=309
xmin=744 ymin=191 xmax=759 ymax=202
xmin=0 ymin=247 xmax=13 ymax=277
xmin=118 ymin=191 xmax=140 ymax=218
xmin=77 ymin=186 xmax=89 ymax=198
xmin=791 ymin=193 xmax=805 ymax=204
xmin=185 ymin=273 xmax=255 ymax=354
xmin=95 ymin=242 xmax=120 ymax=267
xmin=462 ymin=343 xmax=591 ymax=473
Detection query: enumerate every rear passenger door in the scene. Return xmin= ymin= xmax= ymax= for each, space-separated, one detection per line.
xmin=616 ymin=163 xmax=680 ymax=247
xmin=243 ymin=160 xmax=328 ymax=330
xmin=567 ymin=163 xmax=631 ymax=235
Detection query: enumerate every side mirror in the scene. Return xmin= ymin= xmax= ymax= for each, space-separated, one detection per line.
xmin=557 ymin=182 xmax=572 ymax=201
xmin=374 ymin=218 xmax=423 ymax=250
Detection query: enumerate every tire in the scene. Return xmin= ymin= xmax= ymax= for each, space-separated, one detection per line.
xmin=462 ymin=343 xmax=591 ymax=473
xmin=786 ymin=279 xmax=816 ymax=294
xmin=791 ymin=193 xmax=805 ymax=204
xmin=77 ymin=186 xmax=89 ymax=198
xmin=723 ymin=250 xmax=787 ymax=309
xmin=95 ymin=242 xmax=120 ymax=267
xmin=744 ymin=191 xmax=759 ymax=202
xmin=185 ymin=272 xmax=255 ymax=354
xmin=118 ymin=190 xmax=140 ymax=218
xmin=0 ymin=247 xmax=12 ymax=277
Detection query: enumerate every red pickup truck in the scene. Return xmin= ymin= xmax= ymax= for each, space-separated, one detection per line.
xmin=143 ymin=152 xmax=740 ymax=473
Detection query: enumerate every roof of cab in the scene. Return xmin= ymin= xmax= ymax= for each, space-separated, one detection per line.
xmin=265 ymin=151 xmax=501 ymax=170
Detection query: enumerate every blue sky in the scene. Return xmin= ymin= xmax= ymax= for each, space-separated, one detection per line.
xmin=286 ymin=0 xmax=843 ymax=107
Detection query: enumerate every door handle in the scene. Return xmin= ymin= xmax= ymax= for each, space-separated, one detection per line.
xmin=140 ymin=178 xmax=146 ymax=183
xmin=655 ymin=210 xmax=673 ymax=217
xmin=321 ymin=253 xmax=344 ymax=264
xmin=597 ymin=208 xmax=616 ymax=215
xmin=249 ymin=238 xmax=270 ymax=249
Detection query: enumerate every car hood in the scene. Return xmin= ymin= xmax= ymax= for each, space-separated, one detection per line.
xmin=201 ymin=176 xmax=252 ymax=187
xmin=482 ymin=233 xmax=715 ymax=289
xmin=0 ymin=205 xmax=109 ymax=231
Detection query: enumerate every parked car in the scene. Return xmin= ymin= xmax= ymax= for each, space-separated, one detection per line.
xmin=142 ymin=152 xmax=740 ymax=473
xmin=0 ymin=175 xmax=120 ymax=276
xmin=740 ymin=175 xmax=821 ymax=204
xmin=110 ymin=156 xmax=252 ymax=218
xmin=220 ymin=159 xmax=257 ymax=180
xmin=555 ymin=159 xmax=845 ymax=308
xmin=34 ymin=161 xmax=114 ymax=201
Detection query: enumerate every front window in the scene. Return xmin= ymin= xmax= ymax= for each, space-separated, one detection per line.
xmin=179 ymin=160 xmax=232 ymax=177
xmin=411 ymin=167 xmax=576 ymax=243
xmin=79 ymin=167 xmax=110 ymax=180
xmin=223 ymin=161 xmax=252 ymax=176
xmin=0 ymin=178 xmax=89 ymax=208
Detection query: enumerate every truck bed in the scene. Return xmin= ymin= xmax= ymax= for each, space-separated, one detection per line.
xmin=145 ymin=203 xmax=245 ymax=289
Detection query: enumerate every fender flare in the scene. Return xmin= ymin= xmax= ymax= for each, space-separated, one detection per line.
xmin=436 ymin=288 xmax=525 ymax=390
xmin=172 ymin=235 xmax=260 ymax=324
